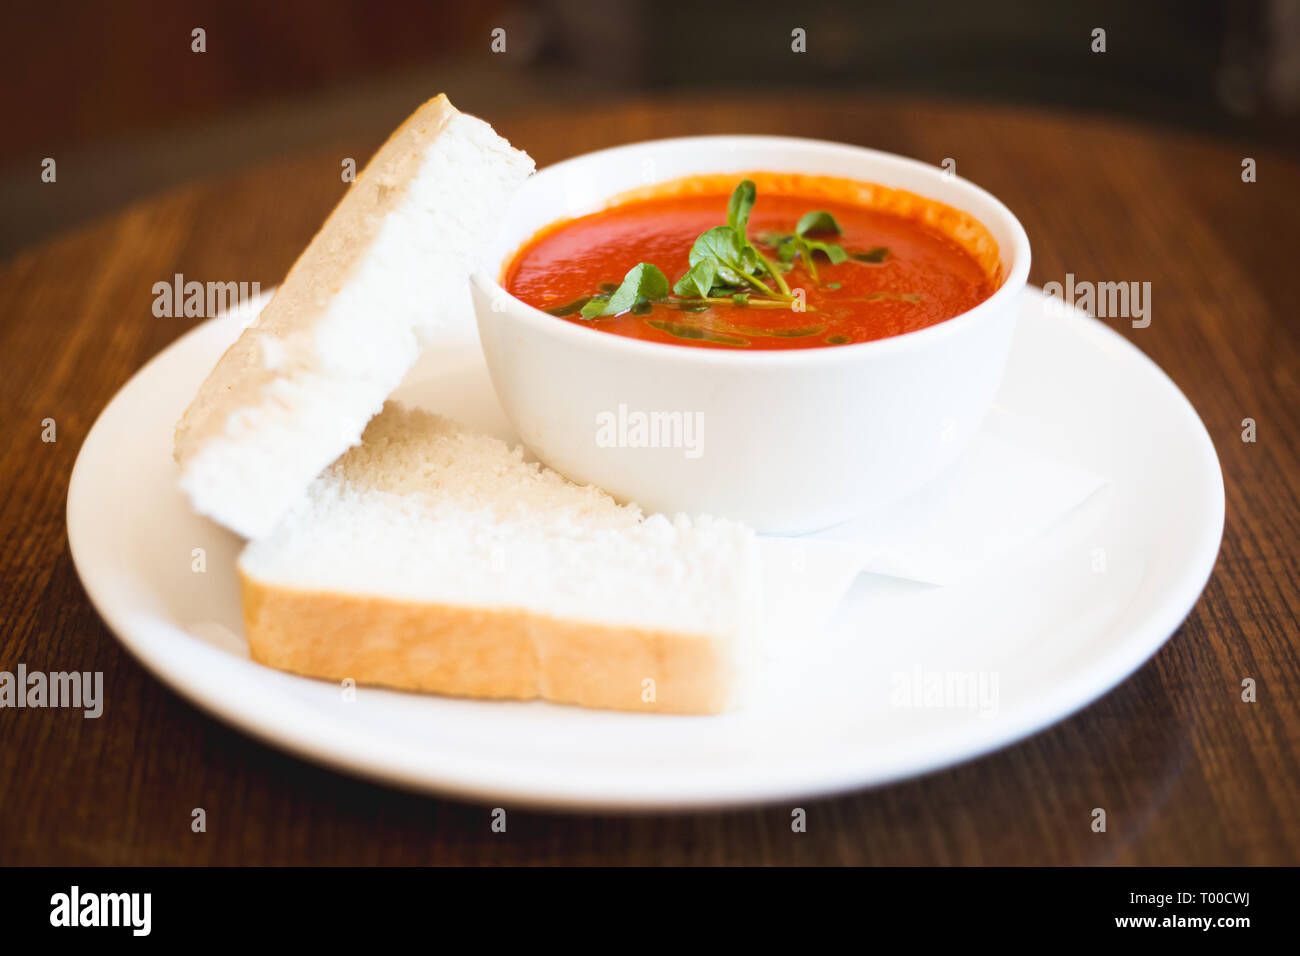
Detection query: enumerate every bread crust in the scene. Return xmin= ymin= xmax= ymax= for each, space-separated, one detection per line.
xmin=240 ymin=572 xmax=736 ymax=714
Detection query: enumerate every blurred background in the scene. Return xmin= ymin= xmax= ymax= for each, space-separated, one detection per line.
xmin=4 ymin=0 xmax=1298 ymax=258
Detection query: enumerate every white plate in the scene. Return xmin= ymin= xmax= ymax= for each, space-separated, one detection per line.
xmin=67 ymin=288 xmax=1223 ymax=810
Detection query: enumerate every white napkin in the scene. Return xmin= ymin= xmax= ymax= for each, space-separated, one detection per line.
xmin=756 ymin=411 xmax=1107 ymax=628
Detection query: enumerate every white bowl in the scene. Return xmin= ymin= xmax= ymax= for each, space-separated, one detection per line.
xmin=471 ymin=136 xmax=1031 ymax=533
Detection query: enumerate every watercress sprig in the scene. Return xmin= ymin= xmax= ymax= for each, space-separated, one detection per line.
xmin=763 ymin=210 xmax=848 ymax=283
xmin=567 ymin=180 xmax=890 ymax=320
xmin=580 ymin=262 xmax=670 ymax=319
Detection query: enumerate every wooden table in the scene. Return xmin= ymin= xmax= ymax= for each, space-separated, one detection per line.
xmin=2 ymin=97 xmax=1297 ymax=865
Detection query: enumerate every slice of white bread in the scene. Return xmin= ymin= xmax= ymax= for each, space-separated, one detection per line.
xmin=238 ymin=403 xmax=762 ymax=714
xmin=175 ymin=95 xmax=534 ymax=539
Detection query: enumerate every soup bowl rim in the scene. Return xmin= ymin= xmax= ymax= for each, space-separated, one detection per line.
xmin=470 ymin=133 xmax=1031 ymax=366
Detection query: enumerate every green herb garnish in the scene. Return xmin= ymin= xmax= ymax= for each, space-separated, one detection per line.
xmin=563 ymin=181 xmax=904 ymax=329
xmin=545 ymin=296 xmax=594 ymax=317
xmin=673 ymin=259 xmax=717 ymax=299
xmin=646 ymin=319 xmax=750 ymax=346
xmin=689 ymin=226 xmax=769 ymax=292
xmin=652 ymin=314 xmax=826 ymax=340
xmin=758 ymin=210 xmax=847 ymax=282
xmin=795 ymin=210 xmax=840 ymax=235
xmin=791 ymin=211 xmax=847 ymax=282
xmin=580 ymin=262 xmax=671 ymax=319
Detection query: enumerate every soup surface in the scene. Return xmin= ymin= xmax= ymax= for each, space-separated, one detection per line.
xmin=504 ymin=174 xmax=998 ymax=350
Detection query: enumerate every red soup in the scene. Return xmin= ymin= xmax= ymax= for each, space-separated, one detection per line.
xmin=504 ymin=172 xmax=1001 ymax=350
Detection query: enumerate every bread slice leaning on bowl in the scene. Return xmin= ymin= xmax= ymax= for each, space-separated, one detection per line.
xmin=174 ymin=94 xmax=535 ymax=539
xmin=238 ymin=404 xmax=762 ymax=714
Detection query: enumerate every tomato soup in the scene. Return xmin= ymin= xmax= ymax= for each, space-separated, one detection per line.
xmin=504 ymin=173 xmax=1000 ymax=350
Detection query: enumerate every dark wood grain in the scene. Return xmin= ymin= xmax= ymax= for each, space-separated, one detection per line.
xmin=1 ymin=96 xmax=1297 ymax=865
